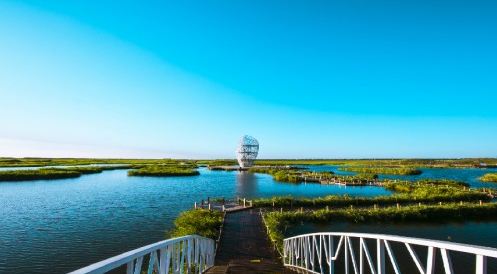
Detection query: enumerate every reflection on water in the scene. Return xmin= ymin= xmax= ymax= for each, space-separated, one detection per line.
xmin=236 ymin=171 xmax=257 ymax=197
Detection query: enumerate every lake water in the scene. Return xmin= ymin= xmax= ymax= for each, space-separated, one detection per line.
xmin=0 ymin=167 xmax=389 ymax=274
xmin=0 ymin=165 xmax=494 ymax=273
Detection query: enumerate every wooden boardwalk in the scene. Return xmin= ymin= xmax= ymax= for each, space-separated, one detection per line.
xmin=206 ymin=209 xmax=296 ymax=274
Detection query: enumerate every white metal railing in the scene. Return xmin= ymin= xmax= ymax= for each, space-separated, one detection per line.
xmin=283 ymin=232 xmax=497 ymax=274
xmin=69 ymin=235 xmax=215 ymax=274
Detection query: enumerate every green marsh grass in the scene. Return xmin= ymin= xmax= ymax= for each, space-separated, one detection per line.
xmin=264 ymin=203 xmax=497 ymax=250
xmin=0 ymin=169 xmax=81 ymax=181
xmin=339 ymin=166 xmax=422 ymax=175
xmin=128 ymin=165 xmax=199 ymax=177
xmin=169 ymin=209 xmax=223 ymax=239
xmin=480 ymin=173 xmax=497 ymax=183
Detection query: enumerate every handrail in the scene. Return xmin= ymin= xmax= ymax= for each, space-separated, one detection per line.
xmin=69 ymin=235 xmax=215 ymax=274
xmin=283 ymin=232 xmax=497 ymax=274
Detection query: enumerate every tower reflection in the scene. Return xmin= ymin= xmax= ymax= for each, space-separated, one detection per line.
xmin=236 ymin=171 xmax=257 ymax=198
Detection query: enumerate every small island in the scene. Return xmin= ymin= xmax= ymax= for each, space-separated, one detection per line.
xmin=127 ymin=164 xmax=200 ymax=177
xmin=339 ymin=166 xmax=422 ymax=175
xmin=480 ymin=173 xmax=497 ymax=183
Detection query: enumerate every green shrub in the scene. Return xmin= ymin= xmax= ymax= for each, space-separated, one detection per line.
xmin=480 ymin=173 xmax=497 ymax=183
xmin=128 ymin=165 xmax=199 ymax=177
xmin=340 ymin=166 xmax=422 ymax=175
xmin=264 ymin=203 xmax=497 ymax=250
xmin=0 ymin=169 xmax=81 ymax=181
xmin=169 ymin=209 xmax=223 ymax=239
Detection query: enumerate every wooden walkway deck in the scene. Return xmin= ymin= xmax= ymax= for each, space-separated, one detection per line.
xmin=206 ymin=209 xmax=296 ymax=274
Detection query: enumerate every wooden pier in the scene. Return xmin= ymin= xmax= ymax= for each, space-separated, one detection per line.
xmin=206 ymin=209 xmax=296 ymax=274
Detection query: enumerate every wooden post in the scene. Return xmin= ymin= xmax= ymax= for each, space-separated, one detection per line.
xmin=480 ymin=200 xmax=483 ymax=206
xmin=300 ymin=207 xmax=303 ymax=213
xmin=272 ymin=201 xmax=275 ymax=207
xmin=208 ymin=203 xmax=211 ymax=210
xmin=243 ymin=198 xmax=246 ymax=207
xmin=418 ymin=202 xmax=421 ymax=207
xmin=326 ymin=206 xmax=329 ymax=211
xmin=374 ymin=204 xmax=377 ymax=210
xmin=194 ymin=202 xmax=197 ymax=209
xmin=460 ymin=201 xmax=463 ymax=205
xmin=222 ymin=205 xmax=225 ymax=212
xmin=280 ymin=207 xmax=283 ymax=213
xmin=396 ymin=203 xmax=400 ymax=209
xmin=439 ymin=202 xmax=442 ymax=206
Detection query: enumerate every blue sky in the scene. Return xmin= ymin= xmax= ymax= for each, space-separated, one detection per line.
xmin=1 ymin=0 xmax=496 ymax=158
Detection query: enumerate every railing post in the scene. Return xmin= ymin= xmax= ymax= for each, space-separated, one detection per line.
xmin=345 ymin=236 xmax=349 ymax=274
xmin=377 ymin=239 xmax=385 ymax=274
xmin=476 ymin=255 xmax=487 ymax=274
xmin=329 ymin=235 xmax=335 ymax=274
xmin=359 ymin=238 xmax=364 ymax=274
xmin=426 ymin=246 xmax=436 ymax=274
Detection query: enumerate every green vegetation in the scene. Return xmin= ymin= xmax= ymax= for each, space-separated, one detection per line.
xmin=254 ymin=192 xmax=489 ymax=208
xmin=169 ymin=209 xmax=223 ymax=239
xmin=197 ymin=159 xmax=238 ymax=166
xmin=340 ymin=166 xmax=422 ymax=175
xmin=254 ymin=159 xmax=347 ymax=166
xmin=0 ymin=157 xmax=195 ymax=167
xmin=251 ymin=158 xmax=497 ymax=168
xmin=0 ymin=165 xmax=133 ymax=181
xmin=2 ymin=157 xmax=496 ymax=169
xmin=264 ymin=203 xmax=497 ymax=248
xmin=0 ymin=169 xmax=81 ymax=181
xmin=249 ymin=167 xmax=335 ymax=183
xmin=128 ymin=165 xmax=199 ymax=177
xmin=249 ymin=167 xmax=304 ymax=183
xmin=253 ymin=179 xmax=488 ymax=207
xmin=48 ymin=165 xmax=130 ymax=174
xmin=480 ymin=173 xmax=497 ymax=183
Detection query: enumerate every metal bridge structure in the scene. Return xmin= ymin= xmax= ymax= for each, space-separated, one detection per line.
xmin=69 ymin=235 xmax=214 ymax=274
xmin=69 ymin=231 xmax=497 ymax=274
xmin=283 ymin=232 xmax=497 ymax=274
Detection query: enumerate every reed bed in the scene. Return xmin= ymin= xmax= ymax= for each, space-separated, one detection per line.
xmin=169 ymin=209 xmax=223 ymax=239
xmin=264 ymin=203 xmax=497 ymax=249
xmin=253 ymin=179 xmax=489 ymax=207
xmin=339 ymin=166 xmax=422 ymax=175
xmin=128 ymin=165 xmax=200 ymax=177
xmin=0 ymin=165 xmax=134 ymax=181
xmin=0 ymin=169 xmax=81 ymax=181
xmin=480 ymin=173 xmax=497 ymax=183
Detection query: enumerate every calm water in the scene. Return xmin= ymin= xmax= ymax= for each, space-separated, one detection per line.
xmin=0 ymin=165 xmax=494 ymax=273
xmin=0 ymin=167 xmax=389 ymax=274
xmin=287 ymin=221 xmax=497 ymax=273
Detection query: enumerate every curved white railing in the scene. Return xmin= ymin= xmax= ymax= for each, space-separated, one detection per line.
xmin=69 ymin=235 xmax=215 ymax=274
xmin=284 ymin=232 xmax=497 ymax=274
